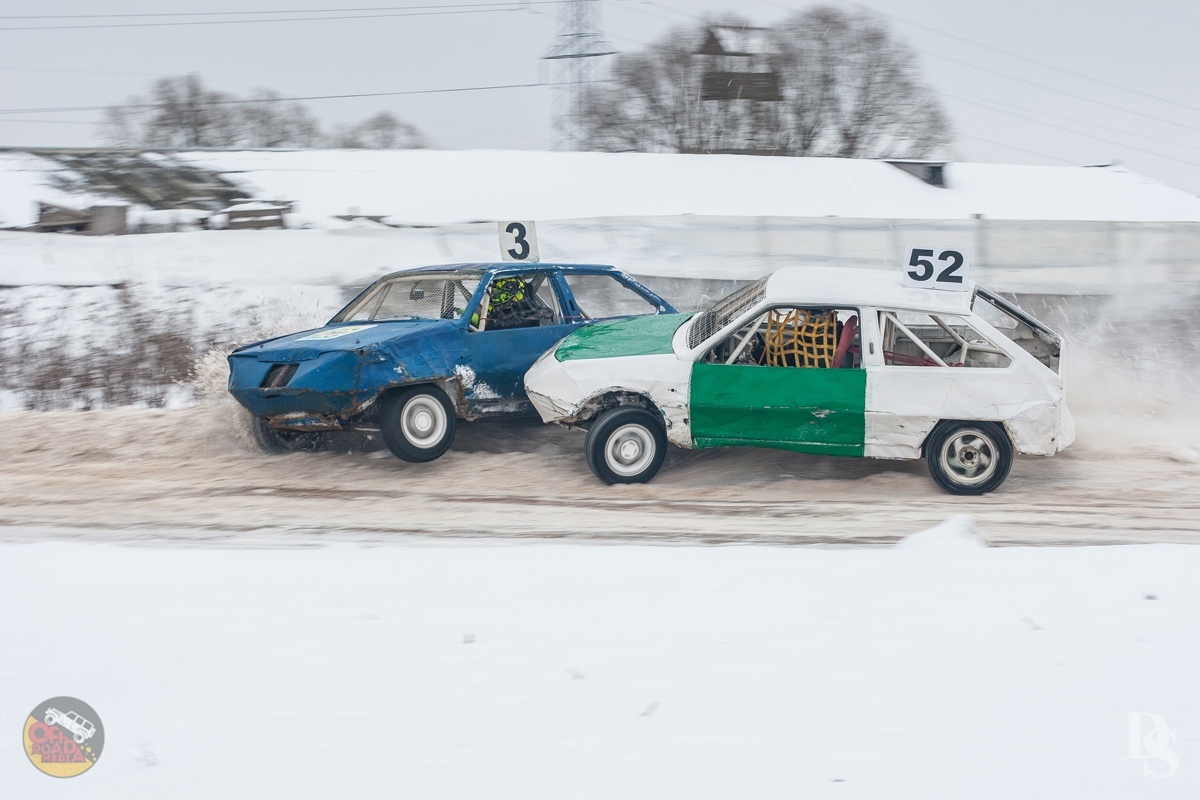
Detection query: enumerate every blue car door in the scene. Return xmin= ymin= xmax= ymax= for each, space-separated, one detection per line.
xmin=463 ymin=270 xmax=577 ymax=412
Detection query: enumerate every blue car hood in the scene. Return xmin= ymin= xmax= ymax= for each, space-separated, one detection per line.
xmin=239 ymin=320 xmax=455 ymax=361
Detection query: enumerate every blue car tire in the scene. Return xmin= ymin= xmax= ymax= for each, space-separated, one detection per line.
xmin=250 ymin=415 xmax=331 ymax=454
xmin=251 ymin=415 xmax=295 ymax=454
xmin=380 ymin=385 xmax=457 ymax=463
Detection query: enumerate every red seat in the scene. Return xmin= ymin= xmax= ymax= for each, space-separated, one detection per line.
xmin=832 ymin=315 xmax=858 ymax=368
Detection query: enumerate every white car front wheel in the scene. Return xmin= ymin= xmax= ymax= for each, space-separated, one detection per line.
xmin=585 ymin=407 xmax=667 ymax=485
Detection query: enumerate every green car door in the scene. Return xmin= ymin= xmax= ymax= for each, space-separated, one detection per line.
xmin=689 ymin=363 xmax=867 ymax=456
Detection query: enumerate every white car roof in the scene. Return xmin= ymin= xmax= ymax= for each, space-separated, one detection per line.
xmin=764 ymin=267 xmax=975 ymax=314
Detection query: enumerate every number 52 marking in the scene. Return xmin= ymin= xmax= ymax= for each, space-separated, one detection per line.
xmin=906 ymin=248 xmax=967 ymax=289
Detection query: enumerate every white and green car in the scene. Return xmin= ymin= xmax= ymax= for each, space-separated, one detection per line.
xmin=523 ymin=267 xmax=1073 ymax=495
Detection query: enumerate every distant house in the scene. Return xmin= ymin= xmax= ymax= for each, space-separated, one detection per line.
xmin=216 ymin=201 xmax=294 ymax=230
xmin=36 ymin=202 xmax=127 ymax=235
xmin=696 ymin=25 xmax=781 ymax=103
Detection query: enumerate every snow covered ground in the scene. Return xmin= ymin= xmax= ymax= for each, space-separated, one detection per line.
xmin=2 ymin=526 xmax=1198 ymax=798
xmin=2 ymin=371 xmax=1198 ymax=545
xmin=7 ymin=149 xmax=1200 ymax=228
xmin=4 ymin=147 xmax=1198 ymax=797
xmin=4 ymin=147 xmax=1199 ymax=411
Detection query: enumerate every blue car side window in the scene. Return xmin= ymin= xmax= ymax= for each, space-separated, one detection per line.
xmin=562 ymin=273 xmax=660 ymax=320
xmin=473 ymin=272 xmax=563 ymax=332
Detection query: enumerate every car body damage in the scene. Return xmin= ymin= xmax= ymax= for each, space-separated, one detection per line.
xmin=227 ymin=263 xmax=675 ymax=458
xmin=525 ymin=266 xmax=1073 ymax=494
xmin=525 ymin=314 xmax=694 ymax=446
xmin=229 ymin=319 xmax=465 ymax=426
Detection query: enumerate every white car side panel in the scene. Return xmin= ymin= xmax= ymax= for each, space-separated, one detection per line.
xmin=863 ymin=306 xmax=1069 ymax=460
xmin=865 ymin=362 xmax=1067 ymax=459
xmin=525 ymin=351 xmax=694 ymax=447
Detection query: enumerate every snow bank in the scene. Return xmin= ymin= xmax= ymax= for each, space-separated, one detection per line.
xmin=894 ymin=514 xmax=989 ymax=550
xmin=3 ymin=148 xmax=1198 ymax=411
xmin=1 ymin=536 xmax=1197 ymax=798
xmin=6 ymin=149 xmax=1200 ymax=230
xmin=138 ymin=149 xmax=1200 ymax=225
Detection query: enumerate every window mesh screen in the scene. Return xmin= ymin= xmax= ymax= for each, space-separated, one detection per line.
xmin=343 ymin=272 xmax=482 ymax=322
xmin=686 ymin=277 xmax=768 ymax=349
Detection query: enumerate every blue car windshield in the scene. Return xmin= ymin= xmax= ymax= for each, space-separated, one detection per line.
xmin=334 ymin=272 xmax=484 ymax=323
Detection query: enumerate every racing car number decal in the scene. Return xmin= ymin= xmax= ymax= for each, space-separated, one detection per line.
xmin=297 ymin=325 xmax=378 ymax=341
xmin=498 ymin=220 xmax=540 ymax=262
xmin=902 ymin=246 xmax=970 ymax=292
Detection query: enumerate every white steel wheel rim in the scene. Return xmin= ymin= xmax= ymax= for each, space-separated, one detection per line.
xmin=939 ymin=429 xmax=999 ymax=486
xmin=604 ymin=424 xmax=656 ymax=477
xmin=401 ymin=395 xmax=447 ymax=449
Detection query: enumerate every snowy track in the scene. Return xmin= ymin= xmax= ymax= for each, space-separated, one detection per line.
xmin=3 ymin=536 xmax=1199 ymax=798
xmin=3 ymin=405 xmax=1198 ymax=547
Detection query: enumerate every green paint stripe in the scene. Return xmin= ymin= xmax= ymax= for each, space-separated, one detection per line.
xmin=555 ymin=313 xmax=692 ymax=361
xmin=690 ymin=364 xmax=866 ymax=453
xmin=692 ymin=438 xmax=865 ymax=458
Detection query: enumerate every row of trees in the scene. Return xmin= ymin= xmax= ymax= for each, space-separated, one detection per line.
xmin=102 ymin=74 xmax=424 ymax=149
xmin=578 ymin=7 xmax=951 ymax=159
xmin=98 ymin=7 xmax=948 ymax=159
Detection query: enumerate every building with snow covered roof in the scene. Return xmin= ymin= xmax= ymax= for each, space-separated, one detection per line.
xmin=1 ymin=148 xmax=1198 ymax=292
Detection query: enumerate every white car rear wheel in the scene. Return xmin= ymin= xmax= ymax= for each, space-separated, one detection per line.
xmin=926 ymin=421 xmax=1013 ymax=495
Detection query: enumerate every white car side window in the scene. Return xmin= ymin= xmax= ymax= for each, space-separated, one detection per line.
xmin=878 ymin=311 xmax=1011 ymax=368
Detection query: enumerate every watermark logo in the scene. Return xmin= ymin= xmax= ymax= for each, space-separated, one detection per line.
xmin=1127 ymin=712 xmax=1178 ymax=779
xmin=23 ymin=697 xmax=104 ymax=778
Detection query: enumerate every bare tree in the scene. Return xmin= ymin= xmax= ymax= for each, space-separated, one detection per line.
xmin=239 ymin=90 xmax=323 ymax=148
xmin=771 ymin=7 xmax=950 ymax=158
xmin=100 ymin=75 xmax=425 ymax=150
xmin=579 ymin=7 xmax=951 ymax=159
xmin=100 ymin=74 xmax=242 ymax=148
xmin=330 ymin=112 xmax=425 ymax=149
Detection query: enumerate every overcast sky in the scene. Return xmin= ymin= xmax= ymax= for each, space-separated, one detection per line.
xmin=2 ymin=0 xmax=1199 ymax=191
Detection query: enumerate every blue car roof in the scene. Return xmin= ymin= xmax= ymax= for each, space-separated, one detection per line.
xmin=377 ymin=263 xmax=624 ymax=281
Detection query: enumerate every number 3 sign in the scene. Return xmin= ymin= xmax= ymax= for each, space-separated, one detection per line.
xmin=498 ymin=221 xmax=540 ymax=262
xmin=902 ymin=246 xmax=970 ymax=292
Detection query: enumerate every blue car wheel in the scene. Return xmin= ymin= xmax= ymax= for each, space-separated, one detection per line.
xmin=250 ymin=416 xmax=331 ymax=454
xmin=380 ymin=386 xmax=457 ymax=463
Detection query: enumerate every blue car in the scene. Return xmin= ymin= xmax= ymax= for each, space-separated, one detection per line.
xmin=228 ymin=263 xmax=675 ymax=461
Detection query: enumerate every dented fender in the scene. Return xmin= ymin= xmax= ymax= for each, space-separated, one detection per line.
xmin=525 ymin=349 xmax=693 ymax=445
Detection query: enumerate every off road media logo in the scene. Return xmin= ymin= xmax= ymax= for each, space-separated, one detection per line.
xmin=23 ymin=697 xmax=104 ymax=778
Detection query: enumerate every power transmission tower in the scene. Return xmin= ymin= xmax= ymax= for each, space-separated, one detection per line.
xmin=542 ymin=0 xmax=615 ymax=150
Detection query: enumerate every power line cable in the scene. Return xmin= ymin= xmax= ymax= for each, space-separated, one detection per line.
xmin=0 ymin=64 xmax=160 ymax=78
xmin=625 ymin=0 xmax=1200 ymax=169
xmin=955 ymin=132 xmax=1078 ymax=165
xmin=1111 ymin=0 xmax=1200 ymax=28
xmin=0 ymin=2 xmax=558 ymax=20
xmin=857 ymin=4 xmax=1200 ymax=117
xmin=617 ymin=0 xmax=704 ymax=24
xmin=945 ymin=92 xmax=1200 ymax=169
xmin=920 ymin=48 xmax=1200 ymax=134
xmin=943 ymin=90 xmax=1200 ymax=154
xmin=0 ymin=4 xmax=553 ymax=32
xmin=0 ymin=118 xmax=97 ymax=125
xmin=0 ymin=82 xmax=557 ymax=115
xmin=752 ymin=0 xmax=1200 ymax=134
